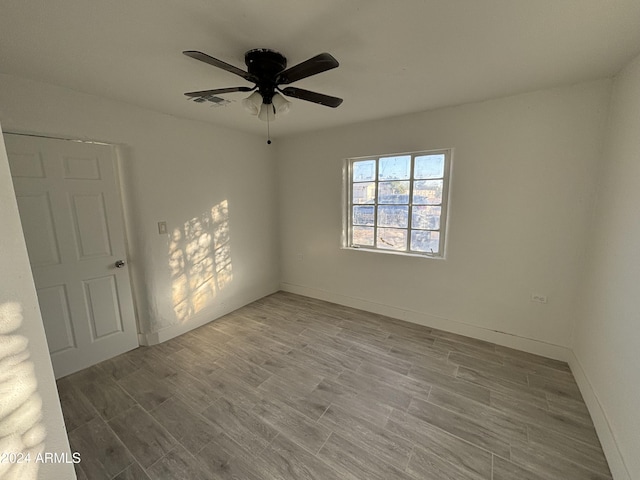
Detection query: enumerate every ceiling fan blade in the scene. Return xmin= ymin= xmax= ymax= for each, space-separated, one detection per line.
xmin=183 ymin=51 xmax=255 ymax=82
xmin=184 ymin=87 xmax=254 ymax=98
xmin=277 ymin=53 xmax=339 ymax=85
xmin=280 ymin=86 xmax=343 ymax=108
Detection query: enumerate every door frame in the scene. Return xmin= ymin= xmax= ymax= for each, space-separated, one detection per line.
xmin=5 ymin=130 xmax=142 ymax=365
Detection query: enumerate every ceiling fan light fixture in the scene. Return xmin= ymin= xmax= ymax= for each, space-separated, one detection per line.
xmin=242 ymin=91 xmax=262 ymax=115
xmin=258 ymin=103 xmax=276 ymax=122
xmin=272 ymin=93 xmax=291 ymax=116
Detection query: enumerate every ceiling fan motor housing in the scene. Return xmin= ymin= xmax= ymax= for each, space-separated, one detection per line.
xmin=245 ymin=49 xmax=287 ymax=104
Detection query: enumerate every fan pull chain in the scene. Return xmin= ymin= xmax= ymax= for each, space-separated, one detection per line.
xmin=266 ymin=111 xmax=271 ymax=145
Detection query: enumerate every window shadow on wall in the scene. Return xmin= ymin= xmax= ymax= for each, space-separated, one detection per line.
xmin=168 ymin=200 xmax=233 ymax=323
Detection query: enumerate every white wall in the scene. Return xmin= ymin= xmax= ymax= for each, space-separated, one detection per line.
xmin=277 ymin=80 xmax=611 ymax=353
xmin=572 ymin=53 xmax=640 ymax=480
xmin=0 ymin=126 xmax=75 ymax=479
xmin=0 ymin=74 xmax=280 ymax=342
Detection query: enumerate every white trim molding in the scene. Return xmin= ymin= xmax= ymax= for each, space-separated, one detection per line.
xmin=280 ymin=282 xmax=571 ymax=362
xmin=138 ymin=286 xmax=278 ymax=346
xmin=568 ymin=351 xmax=631 ymax=480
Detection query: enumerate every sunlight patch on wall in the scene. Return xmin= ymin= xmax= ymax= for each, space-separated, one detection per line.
xmin=169 ymin=200 xmax=233 ymax=323
xmin=0 ymin=302 xmax=46 ymax=480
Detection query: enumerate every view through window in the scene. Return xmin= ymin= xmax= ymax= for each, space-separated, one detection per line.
xmin=346 ymin=149 xmax=451 ymax=257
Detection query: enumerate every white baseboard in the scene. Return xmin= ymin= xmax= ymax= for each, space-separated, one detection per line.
xmin=568 ymin=351 xmax=631 ymax=480
xmin=280 ymin=282 xmax=571 ymax=362
xmin=138 ymin=286 xmax=278 ymax=346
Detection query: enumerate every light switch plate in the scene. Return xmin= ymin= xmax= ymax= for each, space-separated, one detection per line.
xmin=158 ymin=221 xmax=167 ymax=235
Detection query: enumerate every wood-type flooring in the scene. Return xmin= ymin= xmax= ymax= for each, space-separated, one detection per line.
xmin=57 ymin=292 xmax=612 ymax=479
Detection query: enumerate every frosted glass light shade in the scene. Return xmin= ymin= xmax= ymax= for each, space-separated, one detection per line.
xmin=272 ymin=93 xmax=291 ymax=115
xmin=242 ymin=91 xmax=262 ymax=115
xmin=258 ymin=103 xmax=275 ymax=122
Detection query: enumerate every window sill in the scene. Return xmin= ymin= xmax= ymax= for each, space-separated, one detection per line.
xmin=341 ymin=245 xmax=446 ymax=260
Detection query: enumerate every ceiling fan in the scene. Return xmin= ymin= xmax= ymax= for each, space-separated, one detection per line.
xmin=183 ymin=49 xmax=343 ymax=123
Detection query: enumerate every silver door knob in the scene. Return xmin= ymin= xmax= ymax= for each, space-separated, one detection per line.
xmin=115 ymin=260 xmax=126 ymax=268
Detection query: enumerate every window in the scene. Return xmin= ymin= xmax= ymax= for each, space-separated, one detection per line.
xmin=344 ymin=149 xmax=451 ymax=258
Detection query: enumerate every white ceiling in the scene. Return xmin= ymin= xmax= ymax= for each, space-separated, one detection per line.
xmin=1 ymin=0 xmax=640 ymax=138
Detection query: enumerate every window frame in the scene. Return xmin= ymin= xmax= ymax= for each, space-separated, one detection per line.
xmin=343 ymin=148 xmax=452 ymax=259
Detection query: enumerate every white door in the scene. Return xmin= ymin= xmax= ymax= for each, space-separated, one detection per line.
xmin=5 ymin=133 xmax=138 ymax=378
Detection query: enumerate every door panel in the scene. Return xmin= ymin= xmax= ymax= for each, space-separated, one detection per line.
xmin=5 ymin=133 xmax=138 ymax=378
xmin=63 ymin=155 xmax=101 ymax=180
xmin=83 ymin=275 xmax=123 ymax=339
xmin=70 ymin=193 xmax=112 ymax=258
xmin=37 ymin=285 xmax=76 ymax=354
xmin=15 ymin=193 xmax=61 ymax=266
xmin=7 ymin=150 xmax=45 ymax=178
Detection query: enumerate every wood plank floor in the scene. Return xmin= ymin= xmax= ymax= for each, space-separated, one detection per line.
xmin=57 ymin=292 xmax=612 ymax=480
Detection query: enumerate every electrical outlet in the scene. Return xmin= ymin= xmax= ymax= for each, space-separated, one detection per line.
xmin=296 ymin=254 xmax=304 ymax=261
xmin=531 ymin=293 xmax=548 ymax=304
xmin=158 ymin=221 xmax=167 ymax=235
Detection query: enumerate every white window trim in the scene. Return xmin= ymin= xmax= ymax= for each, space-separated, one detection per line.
xmin=342 ymin=148 xmax=452 ymax=259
